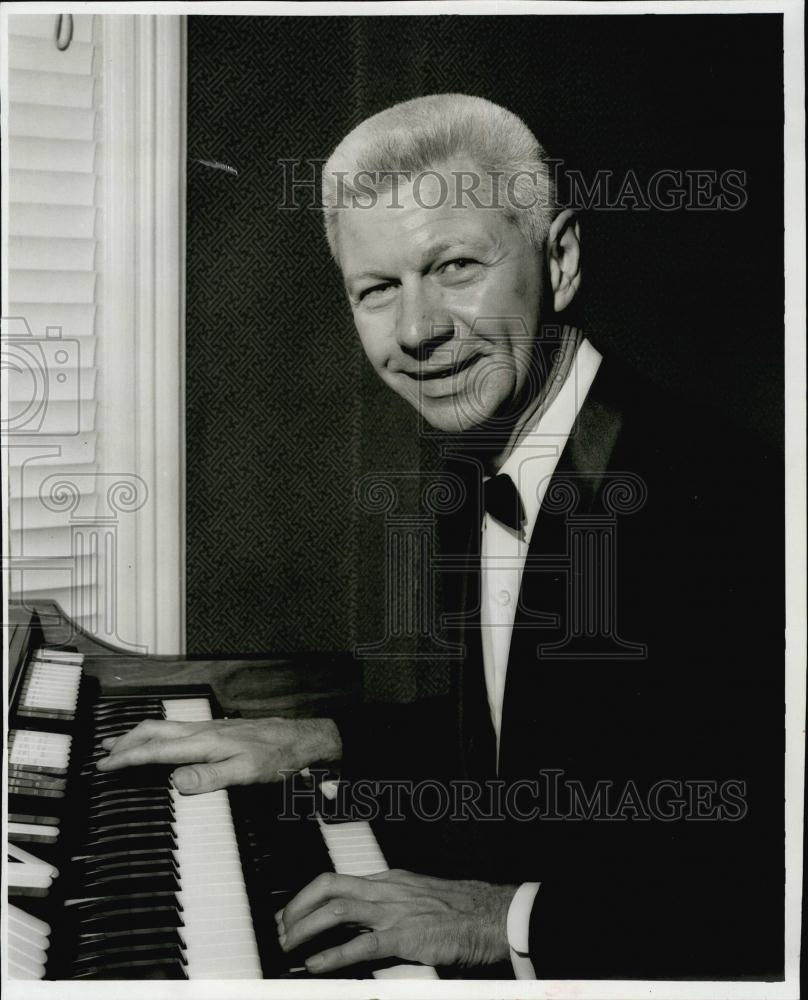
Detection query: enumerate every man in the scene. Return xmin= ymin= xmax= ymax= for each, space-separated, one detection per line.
xmin=98 ymin=94 xmax=783 ymax=979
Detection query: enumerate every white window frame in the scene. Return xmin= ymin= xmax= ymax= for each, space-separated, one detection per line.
xmin=103 ymin=14 xmax=186 ymax=653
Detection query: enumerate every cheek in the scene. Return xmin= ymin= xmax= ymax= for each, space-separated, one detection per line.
xmin=355 ymin=317 xmax=389 ymax=371
xmin=455 ymin=270 xmax=542 ymax=331
xmin=506 ymin=266 xmax=542 ymax=319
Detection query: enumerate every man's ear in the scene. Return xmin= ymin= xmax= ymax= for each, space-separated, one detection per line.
xmin=547 ymin=209 xmax=581 ymax=313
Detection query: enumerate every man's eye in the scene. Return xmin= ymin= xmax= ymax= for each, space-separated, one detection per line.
xmin=441 ymin=258 xmax=480 ymax=274
xmin=359 ymin=282 xmax=395 ymax=302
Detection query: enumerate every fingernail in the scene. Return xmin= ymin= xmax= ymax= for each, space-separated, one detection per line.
xmin=96 ymin=756 xmax=109 ymax=770
xmin=175 ymin=769 xmax=199 ymax=789
xmin=306 ymin=955 xmax=323 ymax=971
xmin=278 ymin=932 xmax=286 ymax=948
xmin=274 ymin=909 xmax=284 ymax=924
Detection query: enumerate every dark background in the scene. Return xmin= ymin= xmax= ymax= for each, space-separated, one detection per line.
xmin=185 ymin=14 xmax=784 ymax=691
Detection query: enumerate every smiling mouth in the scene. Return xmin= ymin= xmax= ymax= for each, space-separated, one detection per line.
xmin=405 ymin=353 xmax=481 ymax=381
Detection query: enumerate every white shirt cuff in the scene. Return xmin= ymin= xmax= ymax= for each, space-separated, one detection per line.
xmin=506 ymin=881 xmax=540 ymax=979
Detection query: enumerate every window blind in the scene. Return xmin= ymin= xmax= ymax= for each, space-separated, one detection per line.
xmin=7 ymin=13 xmax=104 ymax=632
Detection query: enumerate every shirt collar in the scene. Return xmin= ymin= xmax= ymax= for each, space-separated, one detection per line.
xmin=496 ymin=334 xmax=602 ymax=539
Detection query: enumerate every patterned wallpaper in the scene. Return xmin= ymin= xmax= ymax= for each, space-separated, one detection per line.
xmin=185 ymin=16 xmax=783 ymax=699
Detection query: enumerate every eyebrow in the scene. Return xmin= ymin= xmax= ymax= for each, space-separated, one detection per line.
xmin=345 ymin=237 xmax=491 ymax=288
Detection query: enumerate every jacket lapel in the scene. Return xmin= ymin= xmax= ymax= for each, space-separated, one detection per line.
xmin=497 ymin=358 xmax=626 ymax=778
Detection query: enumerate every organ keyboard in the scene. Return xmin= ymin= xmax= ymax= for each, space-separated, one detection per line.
xmin=5 ymin=601 xmax=439 ymax=981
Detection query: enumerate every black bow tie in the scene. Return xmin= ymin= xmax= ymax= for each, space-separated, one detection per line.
xmin=483 ymin=473 xmax=525 ymax=532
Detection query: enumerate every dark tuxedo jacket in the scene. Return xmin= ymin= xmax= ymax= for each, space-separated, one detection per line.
xmin=336 ymin=352 xmax=784 ymax=979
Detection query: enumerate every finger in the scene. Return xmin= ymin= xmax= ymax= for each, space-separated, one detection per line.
xmin=95 ymin=732 xmax=215 ymax=771
xmin=367 ymin=868 xmax=443 ymax=891
xmin=282 ymin=872 xmax=385 ymax=929
xmin=171 ymin=754 xmax=254 ymax=795
xmin=101 ymin=720 xmax=193 ymax=753
xmin=280 ymin=898 xmax=377 ymax=952
xmin=305 ymin=929 xmax=392 ymax=974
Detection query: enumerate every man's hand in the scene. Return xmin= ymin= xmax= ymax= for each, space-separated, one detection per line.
xmin=95 ymin=717 xmax=342 ymax=794
xmin=277 ymin=869 xmax=516 ymax=973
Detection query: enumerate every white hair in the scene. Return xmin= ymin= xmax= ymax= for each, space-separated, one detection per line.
xmin=321 ymin=93 xmax=558 ymax=263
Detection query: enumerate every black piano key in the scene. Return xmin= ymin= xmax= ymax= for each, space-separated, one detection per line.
xmin=76 ymin=874 xmax=181 ymax=899
xmin=93 ymin=695 xmax=166 ymax=709
xmin=85 ymin=748 xmax=125 ymax=762
xmin=93 ymin=711 xmax=160 ymax=725
xmin=87 ymin=804 xmax=174 ymax=824
xmin=74 ymin=832 xmax=178 ymax=856
xmin=74 ymin=858 xmax=179 ymax=880
xmin=75 ymin=933 xmax=184 ymax=962
xmin=72 ymin=957 xmax=187 ymax=979
xmin=8 ymin=793 xmax=62 ymax=822
xmin=75 ymin=851 xmax=179 ymax=873
xmin=71 ymin=862 xmax=179 ymax=887
xmin=71 ymin=845 xmax=176 ymax=865
xmin=84 ymin=817 xmax=175 ymax=836
xmin=91 ymin=710 xmax=165 ymax=726
xmin=89 ymin=721 xmax=164 ymax=733
xmin=83 ymin=766 xmax=174 ymax=786
xmin=75 ymin=932 xmax=185 ymax=957
xmin=87 ymin=788 xmax=171 ymax=806
xmin=81 ymin=821 xmax=175 ymax=840
xmin=73 ymin=847 xmax=178 ymax=871
xmin=79 ymin=873 xmax=180 ymax=896
xmin=77 ymin=906 xmax=182 ymax=935
xmin=66 ymin=892 xmax=180 ymax=915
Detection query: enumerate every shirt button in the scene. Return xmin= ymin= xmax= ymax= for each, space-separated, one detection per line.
xmin=498 ymin=589 xmax=511 ymax=606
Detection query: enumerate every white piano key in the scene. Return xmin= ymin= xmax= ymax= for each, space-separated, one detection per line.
xmin=177 ymin=883 xmax=250 ymax=904
xmin=179 ymin=923 xmax=257 ymax=943
xmin=374 ymin=964 xmax=441 ymax=979
xmin=11 ymin=730 xmax=72 ymax=744
xmin=161 ymin=696 xmax=262 ymax=979
xmin=191 ymin=960 xmax=264 ymax=979
xmin=9 ymin=749 xmax=70 ymax=769
xmin=8 ymin=956 xmax=46 ymax=979
xmin=8 ymin=842 xmax=60 ymax=875
xmin=181 ymin=936 xmax=260 ymax=961
xmin=9 ymin=929 xmax=49 ymax=961
xmin=179 ymin=870 xmax=250 ymax=891
xmin=10 ymin=738 xmax=72 ymax=753
xmin=33 ymin=648 xmax=84 ymax=664
xmin=22 ymin=681 xmax=79 ymax=696
xmin=28 ymin=661 xmax=82 ymax=676
xmin=8 ymin=866 xmax=54 ymax=890
xmin=24 ymin=672 xmax=80 ymax=685
xmin=8 ymin=920 xmax=50 ymax=952
xmin=177 ymin=904 xmax=254 ymax=925
xmin=315 ymin=816 xmax=439 ymax=979
xmin=22 ymin=693 xmax=78 ymax=708
xmin=9 ymin=903 xmax=51 ymax=937
xmin=9 ymin=821 xmax=60 ymax=844
xmin=9 ymin=921 xmax=50 ymax=950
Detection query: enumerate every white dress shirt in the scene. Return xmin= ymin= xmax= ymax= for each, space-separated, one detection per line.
xmin=481 ymin=336 xmax=602 ymax=760
xmin=481 ymin=337 xmax=603 ymax=978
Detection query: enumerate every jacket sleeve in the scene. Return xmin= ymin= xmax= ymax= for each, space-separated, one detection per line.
xmin=528 ymin=847 xmax=783 ymax=979
xmin=328 ymin=692 xmax=458 ymax=784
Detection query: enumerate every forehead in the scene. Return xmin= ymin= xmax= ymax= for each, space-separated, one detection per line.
xmin=335 ymin=162 xmax=522 ymax=274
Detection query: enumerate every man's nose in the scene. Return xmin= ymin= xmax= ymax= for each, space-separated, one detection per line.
xmin=396 ymin=285 xmax=455 ymax=362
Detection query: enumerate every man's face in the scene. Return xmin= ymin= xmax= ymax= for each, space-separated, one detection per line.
xmin=336 ymin=162 xmax=547 ymax=434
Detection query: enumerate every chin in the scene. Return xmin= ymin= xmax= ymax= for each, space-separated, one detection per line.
xmin=416 ymin=395 xmax=504 ymax=435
